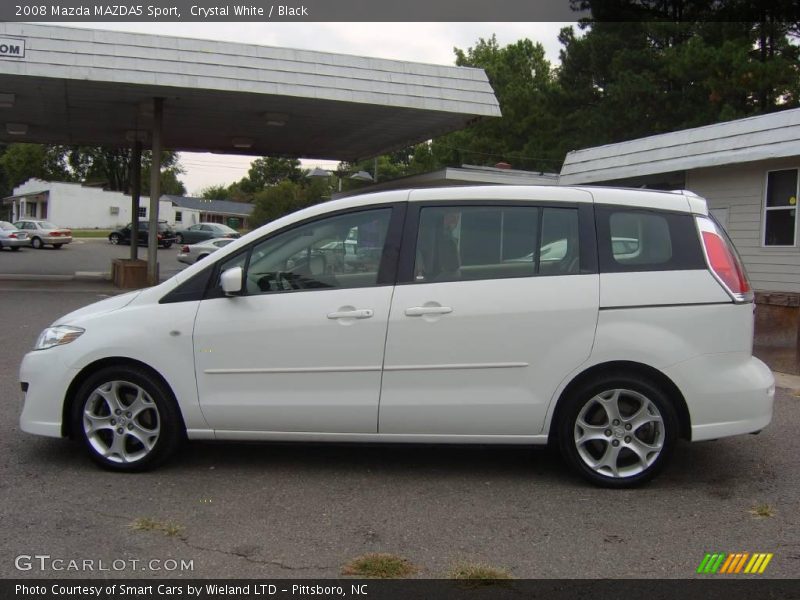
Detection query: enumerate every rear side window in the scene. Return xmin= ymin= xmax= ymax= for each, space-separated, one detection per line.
xmin=414 ymin=205 xmax=580 ymax=283
xmin=596 ymin=206 xmax=705 ymax=272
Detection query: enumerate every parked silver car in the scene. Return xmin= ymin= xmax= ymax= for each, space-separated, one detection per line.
xmin=177 ymin=238 xmax=235 ymax=265
xmin=13 ymin=219 xmax=73 ymax=249
xmin=0 ymin=221 xmax=29 ymax=250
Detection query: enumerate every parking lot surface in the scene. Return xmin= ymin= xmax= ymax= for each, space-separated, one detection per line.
xmin=1 ymin=287 xmax=798 ymax=579
xmin=0 ymin=238 xmax=185 ymax=280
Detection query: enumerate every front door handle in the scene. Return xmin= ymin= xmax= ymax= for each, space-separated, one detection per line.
xmin=405 ymin=306 xmax=453 ymax=317
xmin=327 ymin=309 xmax=374 ymax=320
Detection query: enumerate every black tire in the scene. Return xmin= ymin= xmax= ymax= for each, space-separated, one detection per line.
xmin=109 ymin=233 xmax=120 ymax=245
xmin=556 ymin=373 xmax=678 ymax=488
xmin=71 ymin=365 xmax=184 ymax=472
xmin=31 ymin=237 xmax=43 ymax=249
xmin=196 ymin=254 xmax=209 ymax=262
xmin=10 ymin=246 xmax=20 ymax=251
xmin=175 ymin=234 xmax=184 ymax=244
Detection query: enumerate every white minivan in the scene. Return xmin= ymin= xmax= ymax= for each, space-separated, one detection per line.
xmin=19 ymin=186 xmax=774 ymax=487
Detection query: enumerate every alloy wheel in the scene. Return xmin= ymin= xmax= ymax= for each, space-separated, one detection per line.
xmin=82 ymin=380 xmax=161 ymax=464
xmin=573 ymin=388 xmax=665 ymax=479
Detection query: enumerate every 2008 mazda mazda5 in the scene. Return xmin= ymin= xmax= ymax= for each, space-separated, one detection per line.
xmin=19 ymin=185 xmax=774 ymax=487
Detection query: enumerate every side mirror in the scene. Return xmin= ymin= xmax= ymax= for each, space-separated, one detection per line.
xmin=220 ymin=266 xmax=244 ymax=296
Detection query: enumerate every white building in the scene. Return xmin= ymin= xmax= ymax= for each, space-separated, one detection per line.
xmin=2 ymin=179 xmax=201 ymax=228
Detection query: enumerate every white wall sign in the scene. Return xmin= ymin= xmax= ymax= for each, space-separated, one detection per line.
xmin=0 ymin=38 xmax=25 ymax=58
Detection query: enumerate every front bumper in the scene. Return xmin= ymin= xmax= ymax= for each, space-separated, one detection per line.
xmin=665 ymin=354 xmax=774 ymax=441
xmin=19 ymin=348 xmax=77 ymax=438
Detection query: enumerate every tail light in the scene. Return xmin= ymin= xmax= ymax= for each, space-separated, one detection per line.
xmin=181 ymin=245 xmax=190 ymax=253
xmin=51 ymin=231 xmax=61 ymax=237
xmin=9 ymin=233 xmax=17 ymax=239
xmin=696 ymin=216 xmax=753 ymax=303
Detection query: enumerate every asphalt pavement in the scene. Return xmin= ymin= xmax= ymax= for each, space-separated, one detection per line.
xmin=0 ymin=288 xmax=798 ymax=579
xmin=0 ymin=237 xmax=185 ymax=281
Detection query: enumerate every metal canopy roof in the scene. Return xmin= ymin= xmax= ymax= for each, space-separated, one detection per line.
xmin=560 ymin=107 xmax=800 ymax=185
xmin=0 ymin=24 xmax=500 ymax=160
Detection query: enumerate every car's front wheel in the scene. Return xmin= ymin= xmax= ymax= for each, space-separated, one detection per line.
xmin=557 ymin=374 xmax=678 ymax=488
xmin=109 ymin=233 xmax=120 ymax=245
xmin=72 ymin=366 xmax=183 ymax=471
xmin=31 ymin=237 xmax=43 ymax=249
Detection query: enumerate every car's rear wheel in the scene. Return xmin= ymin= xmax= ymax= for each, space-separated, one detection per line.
xmin=196 ymin=253 xmax=209 ymax=262
xmin=557 ymin=374 xmax=678 ymax=488
xmin=54 ymin=244 xmax=63 ymax=249
xmin=109 ymin=233 xmax=120 ymax=245
xmin=31 ymin=237 xmax=43 ymax=249
xmin=10 ymin=246 xmax=20 ymax=251
xmin=72 ymin=366 xmax=184 ymax=471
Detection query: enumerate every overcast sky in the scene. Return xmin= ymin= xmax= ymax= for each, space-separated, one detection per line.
xmin=60 ymin=22 xmax=572 ymax=195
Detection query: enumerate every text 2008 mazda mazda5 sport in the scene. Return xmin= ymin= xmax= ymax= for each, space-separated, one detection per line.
xmin=19 ymin=186 xmax=774 ymax=487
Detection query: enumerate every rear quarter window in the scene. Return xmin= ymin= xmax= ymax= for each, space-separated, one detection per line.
xmin=596 ymin=206 xmax=705 ymax=272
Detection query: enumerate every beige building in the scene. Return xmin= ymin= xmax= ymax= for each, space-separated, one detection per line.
xmin=560 ymin=108 xmax=800 ymax=297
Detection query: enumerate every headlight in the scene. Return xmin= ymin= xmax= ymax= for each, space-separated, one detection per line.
xmin=34 ymin=325 xmax=85 ymax=351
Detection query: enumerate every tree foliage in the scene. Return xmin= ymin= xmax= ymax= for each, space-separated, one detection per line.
xmin=0 ymin=144 xmax=73 ymax=196
xmin=65 ymin=146 xmax=186 ymax=195
xmin=249 ymin=177 xmax=331 ymax=228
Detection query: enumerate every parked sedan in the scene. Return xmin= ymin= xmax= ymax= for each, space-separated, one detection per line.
xmin=109 ymin=221 xmax=177 ymax=248
xmin=0 ymin=221 xmax=29 ymax=251
xmin=13 ymin=219 xmax=72 ymax=249
xmin=177 ymin=238 xmax=235 ymax=265
xmin=176 ymin=223 xmax=241 ymax=245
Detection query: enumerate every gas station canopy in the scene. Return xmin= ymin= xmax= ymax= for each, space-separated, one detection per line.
xmin=0 ymin=23 xmax=501 ymax=160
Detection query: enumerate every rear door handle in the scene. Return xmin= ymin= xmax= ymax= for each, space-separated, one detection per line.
xmin=405 ymin=306 xmax=453 ymax=317
xmin=327 ymin=309 xmax=374 ymax=319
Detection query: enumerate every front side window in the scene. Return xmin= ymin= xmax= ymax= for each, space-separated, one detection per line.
xmin=413 ymin=205 xmax=579 ymax=283
xmin=764 ymin=169 xmax=798 ymax=246
xmin=219 ymin=208 xmax=392 ymax=295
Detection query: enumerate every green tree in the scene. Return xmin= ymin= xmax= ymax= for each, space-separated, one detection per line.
xmin=65 ymin=146 xmax=186 ymax=195
xmin=554 ymin=3 xmax=800 ymax=152
xmin=199 ymin=184 xmax=232 ymax=200
xmin=239 ymin=157 xmax=304 ymax=195
xmin=0 ymin=143 xmax=73 ymax=195
xmin=249 ymin=177 xmax=332 ymax=227
xmin=430 ymin=35 xmax=563 ymax=172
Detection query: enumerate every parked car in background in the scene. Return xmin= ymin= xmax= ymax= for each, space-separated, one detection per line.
xmin=109 ymin=221 xmax=177 ymax=248
xmin=0 ymin=221 xmax=29 ymax=251
xmin=18 ymin=186 xmax=773 ymax=487
xmin=177 ymin=238 xmax=235 ymax=264
xmin=176 ymin=223 xmax=240 ymax=245
xmin=13 ymin=219 xmax=72 ymax=249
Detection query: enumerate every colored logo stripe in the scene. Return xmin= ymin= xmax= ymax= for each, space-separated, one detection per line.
xmin=698 ymin=552 xmax=773 ymax=574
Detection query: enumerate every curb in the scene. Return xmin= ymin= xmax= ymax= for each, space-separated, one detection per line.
xmin=773 ymin=371 xmax=800 ymax=393
xmin=0 ymin=272 xmax=111 ymax=282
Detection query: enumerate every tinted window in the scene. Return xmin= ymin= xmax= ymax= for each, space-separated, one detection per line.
xmin=596 ymin=207 xmax=705 ymax=272
xmin=223 ymin=208 xmax=392 ymax=295
xmin=414 ymin=205 xmax=580 ymax=283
